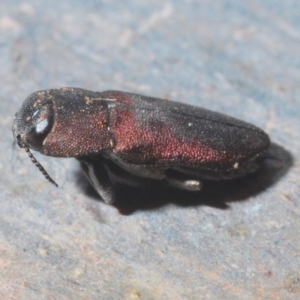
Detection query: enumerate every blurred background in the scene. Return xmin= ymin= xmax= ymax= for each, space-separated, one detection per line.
xmin=0 ymin=1 xmax=299 ymax=299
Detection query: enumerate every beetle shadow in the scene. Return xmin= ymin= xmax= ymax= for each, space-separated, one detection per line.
xmin=75 ymin=143 xmax=293 ymax=215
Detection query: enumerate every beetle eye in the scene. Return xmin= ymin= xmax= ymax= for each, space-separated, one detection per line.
xmin=26 ymin=104 xmax=54 ymax=151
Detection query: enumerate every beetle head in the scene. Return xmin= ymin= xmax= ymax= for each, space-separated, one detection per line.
xmin=13 ymin=91 xmax=57 ymax=186
xmin=13 ymin=92 xmax=54 ymax=152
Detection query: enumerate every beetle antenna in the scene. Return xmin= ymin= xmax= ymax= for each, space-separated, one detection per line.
xmin=24 ymin=147 xmax=58 ymax=187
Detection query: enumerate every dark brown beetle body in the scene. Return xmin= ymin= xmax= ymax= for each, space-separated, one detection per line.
xmin=12 ymin=88 xmax=270 ymax=203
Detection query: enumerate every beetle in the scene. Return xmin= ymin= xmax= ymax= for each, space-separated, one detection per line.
xmin=12 ymin=87 xmax=270 ymax=204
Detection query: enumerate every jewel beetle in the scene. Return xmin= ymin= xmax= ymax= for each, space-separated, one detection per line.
xmin=12 ymin=87 xmax=270 ymax=204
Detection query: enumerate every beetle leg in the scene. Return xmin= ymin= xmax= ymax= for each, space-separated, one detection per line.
xmin=165 ymin=170 xmax=203 ymax=191
xmin=104 ymin=160 xmax=145 ymax=187
xmin=166 ymin=177 xmax=203 ymax=191
xmin=78 ymin=158 xmax=116 ymax=204
xmin=108 ymin=152 xmax=165 ymax=179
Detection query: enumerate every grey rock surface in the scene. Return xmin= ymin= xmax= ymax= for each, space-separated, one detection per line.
xmin=0 ymin=1 xmax=299 ymax=299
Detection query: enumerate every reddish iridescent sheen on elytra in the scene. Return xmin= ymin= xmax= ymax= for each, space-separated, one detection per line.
xmin=111 ymin=104 xmax=229 ymax=166
xmin=100 ymin=91 xmax=267 ymax=171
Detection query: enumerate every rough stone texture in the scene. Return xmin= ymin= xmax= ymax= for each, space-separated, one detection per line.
xmin=0 ymin=1 xmax=299 ymax=299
